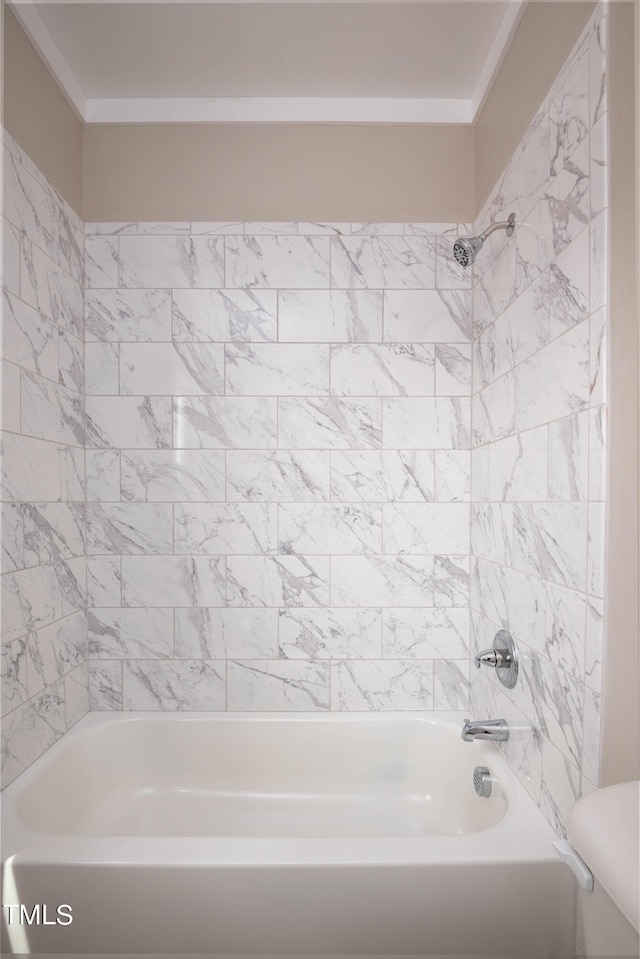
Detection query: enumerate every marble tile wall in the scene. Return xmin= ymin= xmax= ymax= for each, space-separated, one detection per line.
xmin=469 ymin=5 xmax=608 ymax=834
xmin=1 ymin=131 xmax=88 ymax=787
xmin=83 ymin=220 xmax=473 ymax=713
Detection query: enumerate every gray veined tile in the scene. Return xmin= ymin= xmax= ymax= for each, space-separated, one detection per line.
xmin=87 ymin=555 xmax=122 ymax=607
xmin=60 ymin=447 xmax=85 ymax=503
xmin=175 ymin=607 xmax=278 ymax=659
xmin=227 ymin=660 xmax=330 ymax=711
xmin=278 ymin=397 xmax=382 ymax=450
xmin=331 ymin=344 xmax=434 ymax=397
xmin=278 ymin=290 xmax=382 ymax=342
xmin=89 ymin=607 xmax=173 ymax=660
xmin=513 ymin=503 xmax=588 ymax=592
xmin=382 ymin=608 xmax=469 ymax=659
xmin=434 ymin=660 xmax=470 ymax=710
xmin=89 ymin=661 xmax=123 ymax=711
xmin=227 ymin=450 xmax=329 ymax=503
xmin=487 ymin=428 xmax=548 ymax=502
xmin=515 ymin=321 xmax=589 ymax=433
xmin=21 ymin=371 xmax=84 ymax=448
xmin=472 ymin=371 xmax=515 ymax=448
xmin=174 ymin=503 xmax=278 ymax=555
xmin=58 ymin=329 xmax=84 ymax=394
xmin=120 ymin=342 xmax=225 ymax=395
xmin=330 ymin=450 xmax=435 ymax=503
xmin=21 ymin=503 xmax=85 ymax=565
xmin=470 ymin=503 xmax=512 ymax=566
xmin=26 ymin=609 xmax=87 ymax=696
xmin=137 ymin=221 xmax=191 ymax=235
xmin=85 ymin=235 xmax=118 ymax=288
xmin=118 ymin=235 xmax=224 ymax=288
xmin=121 ymin=555 xmax=225 ymax=608
xmin=174 ymin=396 xmax=277 ymax=449
xmin=585 ymin=595 xmax=603 ymax=693
xmin=21 ymin=237 xmax=83 ymax=337
xmin=1 ymin=680 xmax=66 ymax=787
xmin=65 ymin=662 xmax=90 ymax=729
xmin=172 ymin=289 xmax=277 ymax=342
xmin=87 ymin=503 xmax=173 ymax=554
xmin=123 ymin=660 xmax=225 ymax=710
xmin=2 ymin=360 xmax=21 ymax=433
xmin=226 ymin=343 xmax=330 ymax=396
xmin=3 ymin=216 xmax=21 ymax=296
xmin=86 ymin=396 xmax=172 ymax=449
xmin=225 ymin=235 xmax=330 ymax=288
xmin=279 ymin=608 xmax=382 ymax=660
xmin=384 ymin=503 xmax=470 ymax=555
xmin=433 ymin=555 xmax=469 ymax=608
xmin=384 ymin=397 xmax=470 ymax=450
xmin=548 ymin=412 xmax=589 ymax=502
xmin=3 ymin=149 xmax=59 ymax=265
xmin=1 ymin=433 xmax=63 ymax=503
xmin=279 ymin=503 xmax=382 ymax=555
xmin=330 ymin=236 xmax=435 ymax=289
xmin=331 ymin=660 xmax=434 ymax=711
xmin=589 ymin=6 xmax=607 ymax=127
xmin=434 ymin=344 xmax=472 ymax=396
xmin=227 ymin=555 xmax=330 ymax=607
xmin=1 ymin=638 xmax=28 ymax=717
xmin=1 ymin=504 xmax=24 ymax=574
xmin=2 ymin=290 xmax=59 ymax=381
xmin=85 ymin=289 xmax=172 ymax=342
xmin=331 ymin=555 xmax=434 ymax=607
xmin=540 ymin=739 xmax=581 ymax=838
xmin=550 ymin=39 xmax=589 ymax=176
xmin=84 ymin=222 xmax=137 ymax=235
xmin=86 ymin=450 xmax=120 ymax=502
xmin=383 ymin=290 xmax=472 ymax=343
xmin=121 ymin=450 xmax=225 ymax=503
xmin=85 ymin=342 xmax=119 ymax=395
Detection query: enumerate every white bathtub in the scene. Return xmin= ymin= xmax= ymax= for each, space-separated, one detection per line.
xmin=1 ymin=711 xmax=575 ymax=956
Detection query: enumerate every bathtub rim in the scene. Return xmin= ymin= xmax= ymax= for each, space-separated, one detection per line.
xmin=1 ymin=709 xmax=560 ymax=868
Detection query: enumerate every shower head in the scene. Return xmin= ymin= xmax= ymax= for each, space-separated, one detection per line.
xmin=453 ymin=212 xmax=516 ymax=268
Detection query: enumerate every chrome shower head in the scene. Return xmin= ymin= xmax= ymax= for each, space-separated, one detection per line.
xmin=453 ymin=212 xmax=516 ymax=268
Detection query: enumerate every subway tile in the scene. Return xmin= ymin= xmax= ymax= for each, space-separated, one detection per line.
xmin=85 ymin=235 xmax=119 ymax=288
xmin=279 ymin=503 xmax=382 ymax=555
xmin=175 ymin=607 xmax=278 ymax=659
xmin=225 ymin=235 xmax=330 ymax=288
xmin=120 ymin=342 xmax=224 ymax=395
xmin=330 ymin=236 xmax=435 ymax=289
xmin=279 ymin=608 xmax=382 ymax=659
xmin=89 ymin=607 xmax=173 ymax=660
xmin=331 ymin=555 xmax=434 ymax=607
xmin=87 ymin=502 xmax=173 ymax=554
xmin=383 ymin=397 xmax=470 ymax=450
xmin=85 ymin=342 xmax=119 ymax=395
xmin=384 ymin=289 xmax=471 ymax=343
xmin=331 ymin=344 xmax=434 ymax=397
xmin=279 ymin=290 xmax=382 ymax=342
xmin=86 ymin=396 xmax=172 ymax=449
xmin=383 ymin=503 xmax=470 ymax=555
xmin=123 ymin=660 xmax=225 ymax=710
xmin=227 ymin=555 xmax=330 ymax=607
xmin=226 ymin=343 xmax=330 ymax=396
xmin=89 ymin=661 xmax=123 ymax=710
xmin=86 ymin=449 xmax=120 ymax=501
xmin=175 ymin=396 xmax=277 ymax=449
xmin=227 ymin=450 xmax=330 ymax=502
xmin=382 ymin=608 xmax=469 ymax=659
xmin=121 ymin=555 xmax=225 ymax=607
xmin=85 ymin=289 xmax=172 ymax=342
xmin=331 ymin=450 xmax=435 ymax=503
xmin=279 ymin=397 xmax=381 ymax=450
xmin=119 ymin=235 xmax=224 ymax=288
xmin=331 ymin=660 xmax=434 ymax=710
xmin=228 ymin=660 xmax=330 ymax=711
xmin=172 ymin=289 xmax=277 ymax=342
xmin=175 ymin=503 xmax=278 ymax=555
xmin=122 ymin=450 xmax=225 ymax=502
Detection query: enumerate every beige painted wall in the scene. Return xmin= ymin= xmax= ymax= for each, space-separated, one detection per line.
xmin=82 ymin=123 xmax=474 ymax=223
xmin=600 ymin=0 xmax=640 ymax=787
xmin=475 ymin=1 xmax=596 ymax=216
xmin=2 ymin=7 xmax=83 ymax=214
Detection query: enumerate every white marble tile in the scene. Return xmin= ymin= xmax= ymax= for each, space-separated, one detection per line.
xmin=544 ymin=582 xmax=586 ymax=677
xmin=227 ymin=450 xmax=328 ymax=503
xmin=22 ymin=503 xmax=85 ymax=565
xmin=279 ymin=503 xmax=382 ymax=555
xmin=513 ymin=503 xmax=588 ymax=592
xmin=330 ymin=236 xmax=435 ymax=289
xmin=473 ymin=240 xmax=517 ymax=336
xmin=589 ymin=306 xmax=607 ymax=407
xmin=587 ymin=502 xmax=605 ymax=598
xmin=85 ymin=342 xmax=119 ymax=395
xmin=382 ymin=608 xmax=468 ymax=659
xmin=515 ymin=321 xmax=589 ymax=433
xmin=550 ymin=42 xmax=589 ymax=175
xmin=529 ymin=652 xmax=584 ymax=768
xmin=279 ymin=397 xmax=381 ymax=450
xmin=58 ymin=556 xmax=87 ymax=618
xmin=488 ymin=428 xmax=548 ymax=502
xmin=1 ymin=432 xmax=62 ymax=503
xmin=433 ymin=555 xmax=469 ymax=607
xmin=86 ymin=396 xmax=172 ymax=449
xmin=87 ymin=502 xmax=173 ymax=554
xmin=123 ymin=660 xmax=225 ymax=710
xmin=121 ymin=342 xmax=225 ymax=395
xmin=226 ymin=343 xmax=329 ymax=396
xmin=435 ymin=450 xmax=470 ymax=502
xmin=540 ymin=739 xmax=581 ymax=837
xmin=3 ymin=216 xmax=21 ymax=296
xmin=471 ymin=503 xmax=512 ymax=566
xmin=21 ymin=238 xmax=83 ymax=337
xmin=86 ymin=449 xmax=120 ymax=502
xmin=121 ymin=555 xmax=225 ymax=607
xmin=383 ymin=503 xmax=469 ymax=555
xmin=189 ymin=221 xmax=244 ymax=235
xmin=26 ymin=610 xmax=87 ymax=695
xmin=434 ymin=660 xmax=470 ymax=710
xmin=1 ymin=504 xmax=24 ymax=574
xmin=589 ymin=5 xmax=607 ymax=126
xmin=60 ymin=447 xmax=85 ymax=502
xmin=278 ymin=290 xmax=382 ymax=342
xmin=175 ymin=503 xmax=277 ymax=554
xmin=87 ymin=555 xmax=121 ymax=607
xmin=405 ymin=223 xmax=462 ymax=236
xmin=243 ymin=222 xmax=299 ymax=235
xmin=588 ymin=407 xmax=606 ymax=503
xmin=1 ymin=638 xmax=28 ymax=716
xmin=2 ymin=360 xmax=21 ymax=433
xmin=544 ymin=141 xmax=591 ymax=263
xmin=21 ymin=371 xmax=84 ymax=447
xmin=1 ymin=680 xmax=66 ymax=786
xmin=227 ymin=555 xmax=330 ymax=607
xmin=331 ymin=555 xmax=434 ymax=607
xmin=435 ymin=235 xmax=472 ymax=291
xmin=65 ymin=661 xmax=89 ymax=728
xmin=2 ymin=290 xmax=58 ymax=381
xmin=228 ymin=660 xmax=329 ymax=711
xmin=297 ymin=222 xmax=351 ymax=236
xmin=85 ymin=222 xmax=137 ymax=235
xmin=225 ymin=235 xmax=330 ymax=288
xmin=434 ymin=344 xmax=472 ymax=396
xmin=119 ymin=235 xmax=224 ymax=288
xmin=175 ymin=396 xmax=277 ymax=449
xmin=585 ymin=595 xmax=603 ymax=694
xmin=548 ymin=411 xmax=589 ymax=501
xmin=547 ymin=239 xmax=590 ymax=343
xmin=89 ymin=660 xmax=123 ymax=710
xmin=85 ymin=289 xmax=172 ymax=342
xmin=383 ymin=397 xmax=470 ymax=450
xmin=331 ymin=344 xmax=434 ymax=397
xmin=137 ymin=222 xmax=191 ymax=235
xmin=590 ymin=209 xmax=608 ymax=315
xmin=122 ymin=450 xmax=225 ymax=502
xmin=3 ymin=148 xmax=59 ymax=265
xmin=472 ymin=371 xmax=515 ymax=448
xmin=85 ymin=235 xmax=119 ymax=288
xmin=175 ymin=607 xmax=278 ymax=659
xmin=89 ymin=607 xmax=173 ymax=659
xmin=384 ymin=290 xmax=471 ymax=343
xmin=350 ymin=223 xmax=404 ymax=236
xmin=58 ymin=329 xmax=83 ymax=393
xmin=582 ymin=687 xmax=601 ymax=786
xmin=330 ymin=450 xmax=435 ymax=503
xmin=279 ymin=608 xmax=381 ymax=659
xmin=331 ymin=660 xmax=433 ymax=710
xmin=172 ymin=289 xmax=277 ymax=342
xmin=471 ymin=447 xmax=490 ymax=503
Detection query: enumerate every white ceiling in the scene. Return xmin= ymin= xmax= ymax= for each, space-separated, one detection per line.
xmin=9 ymin=1 xmax=525 ymax=124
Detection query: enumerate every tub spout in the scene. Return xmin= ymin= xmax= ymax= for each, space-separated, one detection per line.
xmin=462 ymin=718 xmax=509 ymax=742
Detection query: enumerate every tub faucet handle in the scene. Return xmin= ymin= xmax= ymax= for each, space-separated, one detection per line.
xmin=474 ymin=648 xmax=508 ymax=669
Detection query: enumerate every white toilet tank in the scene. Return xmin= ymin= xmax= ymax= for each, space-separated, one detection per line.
xmin=568 ymin=780 xmax=639 ymax=957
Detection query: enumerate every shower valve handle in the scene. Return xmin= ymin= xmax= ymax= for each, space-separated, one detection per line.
xmin=474 ymin=648 xmax=510 ymax=670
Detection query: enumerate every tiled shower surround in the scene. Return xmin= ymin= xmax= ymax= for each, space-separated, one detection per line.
xmin=83 ymin=221 xmax=473 ymax=714
xmin=469 ymin=6 xmax=608 ymax=834
xmin=1 ymin=4 xmax=609 ymax=836
xmin=1 ymin=133 xmax=88 ymax=786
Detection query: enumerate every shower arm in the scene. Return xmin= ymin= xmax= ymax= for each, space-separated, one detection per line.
xmin=479 ymin=212 xmax=516 ymax=242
